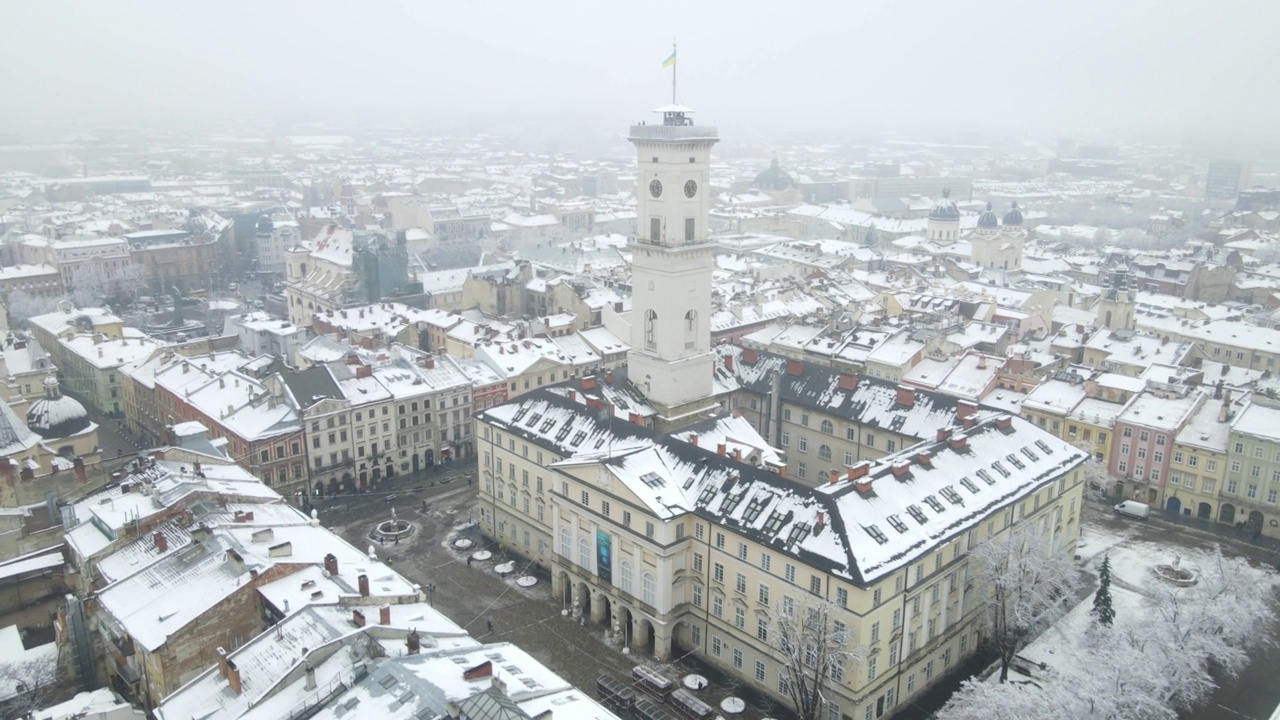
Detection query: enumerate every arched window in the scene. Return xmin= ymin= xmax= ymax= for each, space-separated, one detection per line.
xmin=820 ymin=419 xmax=834 ymax=435
xmin=559 ymin=528 xmax=570 ymax=557
xmin=621 ymin=561 xmax=634 ymax=594
xmin=578 ymin=537 xmax=592 ymax=570
xmin=684 ymin=310 xmax=697 ymax=350
xmin=819 ymin=445 xmax=832 ymax=461
xmin=642 ymin=572 xmax=656 ymax=606
xmin=644 ymin=310 xmax=657 ymax=351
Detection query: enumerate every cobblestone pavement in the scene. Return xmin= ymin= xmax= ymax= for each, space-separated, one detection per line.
xmin=330 ymin=486 xmax=773 ymax=720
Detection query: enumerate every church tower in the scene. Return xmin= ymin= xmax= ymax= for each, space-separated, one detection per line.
xmin=627 ymin=104 xmax=719 ymax=427
xmin=926 ymin=187 xmax=960 ymax=242
xmin=1096 ymin=264 xmax=1137 ymax=331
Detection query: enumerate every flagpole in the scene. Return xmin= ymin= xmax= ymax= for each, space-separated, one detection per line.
xmin=671 ymin=42 xmax=677 ymax=105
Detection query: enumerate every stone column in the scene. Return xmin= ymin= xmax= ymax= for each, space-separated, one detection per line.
xmin=590 ymin=590 xmax=607 ymax=624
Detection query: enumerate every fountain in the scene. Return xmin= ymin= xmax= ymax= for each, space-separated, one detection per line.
xmin=369 ymin=505 xmax=416 ymax=543
xmin=1152 ymin=553 xmax=1197 ymax=586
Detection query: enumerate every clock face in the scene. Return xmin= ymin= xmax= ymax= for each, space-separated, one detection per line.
xmin=649 ymin=179 xmax=663 ymax=198
xmin=684 ymin=180 xmax=698 ymax=198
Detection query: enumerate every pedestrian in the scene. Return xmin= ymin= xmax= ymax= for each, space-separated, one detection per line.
xmin=486 ymin=619 xmax=493 ymax=634
xmin=467 ymin=556 xmax=472 ymax=566
xmin=394 ymin=537 xmax=400 ymax=546
xmin=421 ymin=500 xmax=427 ymax=512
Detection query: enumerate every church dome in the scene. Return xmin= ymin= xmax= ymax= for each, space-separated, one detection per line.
xmin=976 ymin=201 xmax=999 ymax=228
xmin=1003 ymin=200 xmax=1024 ymax=227
xmin=753 ymin=158 xmax=794 ymax=191
xmin=27 ymin=376 xmax=90 ymax=440
xmin=928 ymin=187 xmax=960 ymax=221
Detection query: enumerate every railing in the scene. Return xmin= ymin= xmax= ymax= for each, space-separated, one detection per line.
xmin=628 ymin=125 xmax=719 ymax=142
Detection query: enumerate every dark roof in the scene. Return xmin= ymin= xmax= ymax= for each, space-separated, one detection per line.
xmin=279 ymin=365 xmax=341 ymax=407
xmin=928 ymin=186 xmax=960 ymax=222
xmin=976 ymin=201 xmax=999 ymax=228
xmin=1003 ymin=200 xmax=1024 ymax=226
xmin=459 ymin=687 xmax=531 ymax=720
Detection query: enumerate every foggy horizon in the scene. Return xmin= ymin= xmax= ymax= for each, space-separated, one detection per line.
xmin=4 ymin=0 xmax=1280 ymax=157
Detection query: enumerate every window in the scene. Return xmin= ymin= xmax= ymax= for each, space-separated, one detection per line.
xmin=642 ymin=573 xmax=656 ymax=606
xmin=819 ymin=445 xmax=832 ymax=461
xmin=711 ymin=636 xmax=722 ymax=656
xmin=906 ymin=674 xmax=916 ymax=694
xmin=836 ymin=587 xmax=848 ymax=607
xmin=601 ymin=500 xmax=610 ymax=517
xmin=755 ymin=660 xmax=766 ymax=682
xmin=578 ymin=537 xmax=591 ymax=569
xmin=1231 ymin=461 xmax=1242 ymax=473
xmin=693 ymin=583 xmax=703 ymax=607
xmin=759 ymin=584 xmax=770 ymax=606
xmin=645 ymin=522 xmax=655 ymax=538
xmin=866 ymin=433 xmax=876 ymax=448
xmin=712 ymin=595 xmax=723 ymax=618
xmin=714 ymin=563 xmax=725 ymax=583
xmin=1248 ymin=484 xmax=1259 ymax=499
xmin=736 ymin=573 xmax=747 ymax=594
xmin=821 ymin=419 xmax=834 ymax=434
xmin=643 ymin=309 xmax=657 ymax=350
xmin=844 ymin=451 xmax=854 ymax=466
xmin=889 ymin=643 xmax=899 ymax=666
xmin=623 ymin=510 xmax=632 ymax=527
xmin=873 ymin=588 xmax=882 ymax=605
xmin=809 ymin=576 xmax=822 ymax=594
xmin=798 ymin=436 xmax=808 ymax=452
xmin=785 ymin=564 xmax=796 ymax=583
xmin=738 ymin=543 xmax=748 ymax=560
xmin=716 ymin=532 xmax=726 ymax=549
xmin=559 ymin=528 xmax=570 ymax=557
xmin=867 ymin=656 xmax=877 ymax=681
xmin=1228 ymin=479 xmax=1239 ymax=494
xmin=621 ymin=562 xmax=634 ymax=594
xmin=734 ymin=606 xmax=745 ymax=629
xmin=694 ymin=553 xmax=703 ymax=572
xmin=760 ymin=553 xmax=771 ymax=572
xmin=779 ymin=675 xmax=790 ymax=696
xmin=797 ymin=462 xmax=806 ymax=479
xmin=892 ymin=608 xmax=902 ymax=628
xmin=871 ymin=621 xmax=880 ymax=643
xmin=781 ymin=431 xmax=790 ymax=447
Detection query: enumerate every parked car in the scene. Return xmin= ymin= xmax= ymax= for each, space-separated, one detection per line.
xmin=1114 ymin=500 xmax=1151 ymax=520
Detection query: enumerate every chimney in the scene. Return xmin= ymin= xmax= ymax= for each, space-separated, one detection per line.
xmin=786 ymin=359 xmax=804 ymax=376
xmin=358 ymin=574 xmax=370 ymax=597
xmin=217 ymin=646 xmax=230 ymax=678
xmin=425 ymin=356 xmax=435 ymax=369
xmin=581 ymin=376 xmax=597 ymax=390
xmin=733 ymin=448 xmax=742 ymax=462
xmin=629 ymin=412 xmax=643 ymax=425
xmin=847 ymin=461 xmax=871 ymax=481
xmin=604 ymin=371 xmax=613 ymax=384
xmin=153 ymin=532 xmax=168 ymax=553
xmin=895 ymin=385 xmax=916 ymax=408
xmin=568 ymin=389 xmax=577 ymax=402
xmin=304 ymin=662 xmax=316 ymax=691
xmin=233 ymin=510 xmax=255 ymax=523
xmin=837 ymin=373 xmax=858 ymax=391
xmin=936 ymin=427 xmax=953 ymax=443
xmin=268 ymin=541 xmax=293 ymax=557
xmin=464 ymin=661 xmax=494 ymax=681
xmin=915 ymin=452 xmax=933 ymax=468
xmin=891 ymin=461 xmax=911 ymax=478
xmin=380 ymin=604 xmax=391 ymax=625
xmin=324 ymin=553 xmax=338 ymax=576
xmin=815 ymin=511 xmax=826 ymax=532
xmin=717 ymin=442 xmax=727 ymax=456
xmin=251 ymin=528 xmax=274 ymax=543
xmin=226 ymin=659 xmax=241 ymax=694
xmin=962 ymin=415 xmax=977 ymax=430
xmin=352 ymin=609 xmax=366 ymax=627
xmin=994 ymin=414 xmax=1014 ymax=431
xmin=827 ymin=472 xmax=840 ymax=486
xmin=742 ymin=349 xmax=759 ymax=366
xmin=406 ymin=630 xmax=421 ymax=655
xmin=854 ymin=478 xmax=874 ymax=494
xmin=225 ymin=549 xmax=247 ymax=575
xmin=949 ymin=433 xmax=969 ymax=451
xmin=977 ymin=354 xmax=988 ymax=370
xmin=956 ymin=400 xmax=978 ymax=420
xmin=193 ymin=460 xmax=202 ymax=476
xmin=723 ymin=356 xmax=734 ymax=371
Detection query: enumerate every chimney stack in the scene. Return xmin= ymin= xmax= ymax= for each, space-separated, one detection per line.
xmin=956 ymin=400 xmax=977 ymax=420
xmin=837 ymin=373 xmax=857 ymax=391
xmin=324 ymin=553 xmax=338 ymax=576
xmin=380 ymin=604 xmax=391 ymax=625
xmin=407 ymin=630 xmax=421 ymax=655
xmin=304 ymin=661 xmax=316 ymax=691
xmin=717 ymin=442 xmax=727 ymax=456
xmin=895 ymin=385 xmax=916 ymax=408
xmin=352 ymin=609 xmax=366 ymax=627
xmin=358 ymin=574 xmax=370 ymax=597
xmin=786 ymin=360 xmax=804 ymax=376
xmin=153 ymin=531 xmax=168 ymax=553
xmin=949 ymin=433 xmax=969 ymax=451
xmin=689 ymin=433 xmax=698 ymax=447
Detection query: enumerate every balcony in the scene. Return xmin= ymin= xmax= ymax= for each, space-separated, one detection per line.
xmin=628 ymin=124 xmax=719 ymax=142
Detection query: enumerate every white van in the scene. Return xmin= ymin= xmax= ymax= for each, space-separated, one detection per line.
xmin=1114 ymin=500 xmax=1151 ymax=520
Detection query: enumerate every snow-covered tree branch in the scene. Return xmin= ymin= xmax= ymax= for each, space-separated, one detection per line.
xmin=769 ymin=595 xmax=865 ymax=720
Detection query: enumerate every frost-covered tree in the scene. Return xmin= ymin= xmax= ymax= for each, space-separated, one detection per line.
xmin=5 ymin=291 xmax=68 ymax=328
xmin=1091 ymin=555 xmax=1115 ymax=627
xmin=970 ymin=522 xmax=1080 ymax=682
xmin=770 ymin=595 xmax=865 ymax=720
xmin=69 ymin=262 xmax=112 ymax=307
xmin=114 ymin=263 xmax=149 ymax=301
xmin=0 ymin=650 xmax=61 ymax=718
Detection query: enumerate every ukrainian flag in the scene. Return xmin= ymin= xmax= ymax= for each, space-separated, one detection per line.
xmin=662 ymin=49 xmax=676 ymax=68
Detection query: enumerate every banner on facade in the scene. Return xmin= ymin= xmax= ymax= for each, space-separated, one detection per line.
xmin=596 ymin=529 xmax=612 ymax=583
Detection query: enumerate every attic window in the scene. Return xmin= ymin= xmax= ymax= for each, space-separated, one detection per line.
xmin=1006 ymin=453 xmax=1025 ymax=470
xmin=906 ymin=505 xmax=928 ymax=524
xmin=502 ymin=664 xmax=522 ymax=674
xmin=539 ymin=417 xmax=556 ymax=433
xmin=976 ymin=469 xmax=995 ymax=486
xmin=554 ymin=425 xmax=572 ymax=443
xmin=570 ymin=431 xmax=587 ymax=446
xmin=865 ymin=525 xmax=889 ymax=545
xmin=1020 ymin=446 xmax=1040 ymax=462
xmin=512 ymin=407 xmax=529 ymax=423
xmin=640 ymin=472 xmax=665 ymax=489
xmin=485 ymin=652 xmax=506 ymax=662
xmin=924 ymin=496 xmax=945 ymax=513
xmin=520 ymin=677 xmax=540 ymax=689
xmin=379 ymin=674 xmax=399 ymax=690
xmin=743 ymin=495 xmax=772 ymax=524
xmin=1035 ymin=440 xmax=1055 ymax=455
xmin=526 ymin=413 xmax=542 ymax=427
xmin=697 ymin=484 xmax=719 ymax=506
xmin=763 ymin=510 xmax=788 ymax=536
xmin=451 ymin=657 xmax=470 ymax=665
xmin=992 ymin=461 xmax=1011 ymax=478
xmin=887 ymin=515 xmax=908 ymax=533
xmin=960 ymin=477 xmax=979 ymax=493
xmin=940 ymin=486 xmax=963 ymax=505
xmin=786 ymin=523 xmax=812 ymax=546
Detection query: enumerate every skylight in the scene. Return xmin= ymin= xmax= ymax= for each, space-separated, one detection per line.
xmin=1006 ymin=453 xmax=1025 ymax=470
xmin=960 ymin=477 xmax=979 ymax=493
xmin=887 ymin=515 xmax=908 ymax=533
xmin=743 ymin=494 xmax=772 ymax=523
xmin=721 ymin=492 xmax=746 ymax=515
xmin=786 ymin=523 xmax=812 ymax=546
xmin=924 ymin=495 xmax=945 ymax=513
xmin=906 ymin=505 xmax=928 ymax=524
xmin=698 ymin=484 xmax=719 ymax=506
xmin=940 ymin=486 xmax=963 ymax=505
xmin=569 ymin=431 xmax=586 ymax=446
xmin=640 ymin=472 xmax=665 ymax=489
xmin=554 ymin=424 xmax=572 ymax=442
xmin=1035 ymin=440 xmax=1055 ymax=455
xmin=526 ymin=413 xmax=541 ymax=427
xmin=976 ymin=469 xmax=994 ymax=485
xmin=865 ymin=525 xmax=889 ymax=545
xmin=992 ymin=461 xmax=1011 ymax=478
xmin=763 ymin=510 xmax=789 ymax=536
xmin=1021 ymin=446 xmax=1039 ymax=462
xmin=540 ymin=417 xmax=556 ymax=433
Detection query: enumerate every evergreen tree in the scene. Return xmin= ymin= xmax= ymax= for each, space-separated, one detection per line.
xmin=1092 ymin=555 xmax=1116 ymax=627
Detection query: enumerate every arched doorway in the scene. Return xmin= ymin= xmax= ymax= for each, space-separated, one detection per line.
xmin=1166 ymin=497 xmax=1182 ymax=515
xmin=1248 ymin=510 xmax=1264 ymax=531
xmin=412 ymin=454 xmax=420 ymax=472
xmin=574 ymin=581 xmax=592 ymax=623
xmin=425 ymin=449 xmax=435 ymax=468
xmin=327 ymin=478 xmax=339 ymax=496
xmin=1219 ymin=503 xmax=1236 ymax=524
xmin=314 ymin=480 xmax=324 ymax=497
xmin=1197 ymin=502 xmax=1212 ymax=520
xmin=633 ymin=617 xmax=656 ymax=657
xmin=614 ymin=606 xmax=633 ymax=647
xmin=597 ymin=593 xmax=612 ymax=627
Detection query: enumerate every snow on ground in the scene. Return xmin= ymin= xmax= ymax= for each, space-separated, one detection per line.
xmin=1009 ymin=585 xmax=1145 ymax=683
xmin=1077 ymin=521 xmax=1187 ymax=590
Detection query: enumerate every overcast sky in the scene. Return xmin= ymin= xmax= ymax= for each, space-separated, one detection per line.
xmin=3 ymin=0 xmax=1278 ymax=150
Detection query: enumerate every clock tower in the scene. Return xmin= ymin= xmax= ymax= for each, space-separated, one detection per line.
xmin=627 ymin=104 xmax=719 ymax=428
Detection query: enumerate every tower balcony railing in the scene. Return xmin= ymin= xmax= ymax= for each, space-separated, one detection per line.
xmin=628 ymin=125 xmax=719 ymax=142
xmin=628 ymin=235 xmax=713 ymax=249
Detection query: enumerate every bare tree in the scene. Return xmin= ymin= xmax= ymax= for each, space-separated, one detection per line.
xmin=114 ymin=263 xmax=150 ymax=302
xmin=771 ymin=595 xmax=865 ymax=720
xmin=970 ymin=522 xmax=1080 ymax=683
xmin=0 ymin=650 xmax=60 ymax=718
